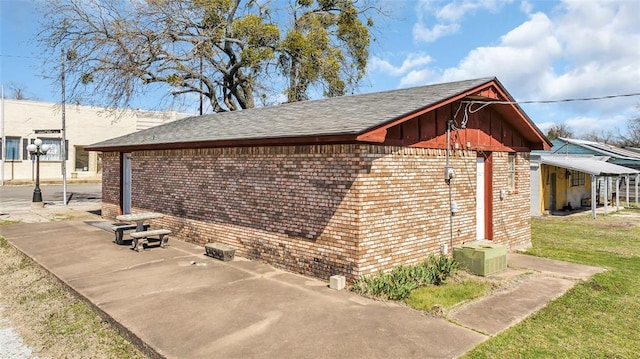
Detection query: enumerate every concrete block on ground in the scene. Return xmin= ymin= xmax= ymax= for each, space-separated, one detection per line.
xmin=329 ymin=275 xmax=345 ymax=290
xmin=205 ymin=243 xmax=235 ymax=261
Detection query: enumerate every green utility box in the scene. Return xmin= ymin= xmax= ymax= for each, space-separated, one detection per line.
xmin=453 ymin=241 xmax=507 ymax=276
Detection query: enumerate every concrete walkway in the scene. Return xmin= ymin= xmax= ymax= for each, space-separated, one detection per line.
xmin=448 ymin=254 xmax=605 ymax=336
xmin=0 ymin=218 xmax=605 ymax=359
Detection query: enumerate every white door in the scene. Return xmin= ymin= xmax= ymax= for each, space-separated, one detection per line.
xmin=476 ymin=157 xmax=485 ymax=240
xmin=123 ymin=153 xmax=132 ymax=214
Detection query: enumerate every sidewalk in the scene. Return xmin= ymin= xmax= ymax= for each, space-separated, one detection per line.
xmin=0 ymin=206 xmax=605 ymax=358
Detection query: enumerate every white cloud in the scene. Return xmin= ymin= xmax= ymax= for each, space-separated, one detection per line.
xmin=436 ymin=0 xmax=640 ymax=120
xmin=533 ymin=114 xmax=628 ymax=138
xmin=440 ymin=12 xmax=562 ymax=97
xmin=546 ymin=63 xmax=640 ymax=103
xmin=369 ymin=53 xmax=433 ymax=76
xmin=413 ymin=0 xmax=512 ymax=42
xmin=555 ymin=1 xmax=640 ymax=64
xmin=412 ymin=23 xmax=459 ymax=43
xmin=399 ymin=68 xmax=434 ymax=87
xmin=565 ymin=114 xmax=628 ymax=137
xmin=379 ymin=0 xmax=640 ymax=135
xmin=520 ymin=0 xmax=533 ymax=14
xmin=500 ymin=12 xmax=558 ymax=47
xmin=435 ymin=0 xmax=503 ymax=22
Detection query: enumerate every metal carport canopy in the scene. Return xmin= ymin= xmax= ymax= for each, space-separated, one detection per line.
xmin=541 ymin=155 xmax=640 ymax=176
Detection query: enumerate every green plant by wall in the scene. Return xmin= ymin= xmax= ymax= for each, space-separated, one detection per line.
xmin=351 ymin=255 xmax=459 ymax=300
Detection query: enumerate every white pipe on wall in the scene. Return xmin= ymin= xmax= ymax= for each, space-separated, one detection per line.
xmin=604 ymin=177 xmax=608 ymax=215
xmin=615 ymin=177 xmax=620 ymax=211
xmin=625 ymin=175 xmax=629 ymax=208
xmin=636 ymin=174 xmax=640 ymax=208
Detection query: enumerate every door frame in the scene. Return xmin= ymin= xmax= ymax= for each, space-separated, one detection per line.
xmin=484 ymin=153 xmax=493 ymax=240
xmin=477 ymin=153 xmax=493 ymax=240
xmin=121 ymin=153 xmax=132 ymax=214
xmin=476 ymin=157 xmax=485 ymax=240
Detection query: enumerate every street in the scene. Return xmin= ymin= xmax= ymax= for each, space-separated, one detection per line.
xmin=0 ymin=184 xmax=102 ymax=213
xmin=0 ymin=183 xmax=102 ymax=219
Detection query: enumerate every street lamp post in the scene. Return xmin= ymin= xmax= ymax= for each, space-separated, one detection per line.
xmin=27 ymin=138 xmax=50 ymax=207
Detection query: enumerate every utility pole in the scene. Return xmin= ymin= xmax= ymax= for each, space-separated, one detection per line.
xmin=61 ymin=49 xmax=68 ymax=205
xmin=199 ymin=56 xmax=203 ymax=116
xmin=1 ymin=85 xmax=5 ymax=186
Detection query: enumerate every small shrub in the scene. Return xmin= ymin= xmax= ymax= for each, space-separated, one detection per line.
xmin=351 ymin=255 xmax=459 ymax=300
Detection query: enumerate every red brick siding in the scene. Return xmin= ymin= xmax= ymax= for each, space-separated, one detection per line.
xmin=131 ymin=145 xmax=362 ymax=279
xmin=100 ymin=144 xmax=532 ymax=280
xmin=101 ymin=152 xmax=121 ymax=219
xmin=356 ymin=147 xmax=478 ymax=276
xmin=491 ymin=152 xmax=531 ymax=249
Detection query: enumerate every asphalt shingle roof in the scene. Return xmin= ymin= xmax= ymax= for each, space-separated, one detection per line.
xmin=86 ymin=77 xmax=496 ymax=150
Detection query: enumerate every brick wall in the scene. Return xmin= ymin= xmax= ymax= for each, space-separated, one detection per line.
xmin=356 ymin=146 xmax=478 ymax=276
xmin=491 ymin=152 xmax=531 ymax=250
xmin=101 ymin=152 xmax=121 ymax=219
xmin=131 ymin=145 xmax=363 ymax=279
xmin=100 ymin=144 xmax=532 ymax=280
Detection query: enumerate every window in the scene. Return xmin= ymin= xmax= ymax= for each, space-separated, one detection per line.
xmin=75 ymin=145 xmax=89 ymax=171
xmin=41 ymin=138 xmax=61 ymax=161
xmin=571 ymin=170 xmax=586 ymax=186
xmin=27 ymin=138 xmax=68 ymax=161
xmin=4 ymin=137 xmax=20 ymax=160
xmin=507 ymin=153 xmax=516 ymax=190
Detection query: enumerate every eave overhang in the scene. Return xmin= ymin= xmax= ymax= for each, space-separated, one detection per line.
xmin=85 ymin=134 xmax=360 ymax=152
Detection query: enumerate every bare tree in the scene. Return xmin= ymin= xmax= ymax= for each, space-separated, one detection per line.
xmin=546 ymin=123 xmax=574 ymax=140
xmin=8 ymin=83 xmax=30 ymax=100
xmin=37 ymin=0 xmax=376 ymax=113
xmin=581 ymin=130 xmax=616 ymax=144
xmin=618 ymin=116 xmax=640 ymax=147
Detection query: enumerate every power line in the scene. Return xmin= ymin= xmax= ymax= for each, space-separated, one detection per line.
xmin=451 ymin=92 xmax=640 ymax=131
xmin=0 ymin=54 xmax=41 ymax=60
xmin=463 ymin=92 xmax=640 ymax=105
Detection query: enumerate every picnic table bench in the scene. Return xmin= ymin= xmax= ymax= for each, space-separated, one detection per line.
xmin=130 ymin=229 xmax=171 ymax=252
xmin=112 ymin=223 xmax=151 ymax=245
xmin=115 ymin=212 xmax=171 ymax=251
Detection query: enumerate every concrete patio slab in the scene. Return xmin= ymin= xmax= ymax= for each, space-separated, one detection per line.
xmin=1 ymin=220 xmax=487 ymax=359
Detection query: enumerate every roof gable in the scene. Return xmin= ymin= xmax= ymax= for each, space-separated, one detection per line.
xmin=357 ymin=78 xmax=550 ymax=150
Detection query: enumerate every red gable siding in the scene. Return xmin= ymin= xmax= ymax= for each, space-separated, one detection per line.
xmin=381 ymin=101 xmax=530 ymax=152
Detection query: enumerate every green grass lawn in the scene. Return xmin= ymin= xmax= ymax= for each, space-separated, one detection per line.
xmin=406 ymin=280 xmax=489 ymax=312
xmin=464 ymin=208 xmax=640 ymax=358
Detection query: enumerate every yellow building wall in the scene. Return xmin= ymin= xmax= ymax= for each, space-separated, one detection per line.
xmin=541 ymin=165 xmax=592 ymax=211
xmin=535 ymin=165 xmax=545 ymax=215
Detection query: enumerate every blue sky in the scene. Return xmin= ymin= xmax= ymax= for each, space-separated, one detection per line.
xmin=1 ymin=0 xmax=639 ymax=137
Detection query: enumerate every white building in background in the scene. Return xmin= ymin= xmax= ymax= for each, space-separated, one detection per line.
xmin=1 ymin=99 xmax=192 ymax=184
